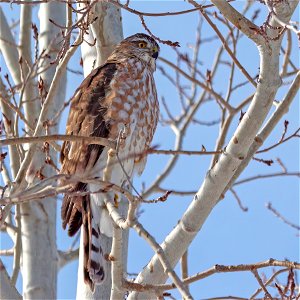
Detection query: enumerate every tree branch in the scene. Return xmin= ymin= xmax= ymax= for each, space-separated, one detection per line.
xmin=0 ymin=134 xmax=116 ymax=149
xmin=0 ymin=259 xmax=22 ymax=300
xmin=0 ymin=7 xmax=22 ymax=85
xmin=210 ymin=0 xmax=264 ymax=45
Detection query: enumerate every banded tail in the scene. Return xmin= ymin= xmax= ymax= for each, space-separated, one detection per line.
xmin=61 ymin=183 xmax=106 ymax=291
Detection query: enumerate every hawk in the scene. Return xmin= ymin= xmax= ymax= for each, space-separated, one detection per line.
xmin=60 ymin=33 xmax=160 ymax=290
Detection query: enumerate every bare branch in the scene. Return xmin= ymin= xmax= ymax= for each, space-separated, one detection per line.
xmin=257 ymin=127 xmax=300 ymax=154
xmin=209 ymin=0 xmax=264 ymax=44
xmin=0 ymin=7 xmax=22 ymax=85
xmin=132 ymin=220 xmax=193 ymax=299
xmin=250 ymin=268 xmax=289 ymax=299
xmin=0 ymin=249 xmax=14 ymax=256
xmin=11 ymin=205 xmax=21 ymax=285
xmin=234 ymin=172 xmax=300 ymax=186
xmin=0 ymin=134 xmax=116 ymax=150
xmin=181 ymin=250 xmax=189 ymax=296
xmin=139 ymin=16 xmax=180 ymax=47
xmin=251 ymin=269 xmax=272 ymax=299
xmin=229 ymin=188 xmax=248 ymax=212
xmin=148 ymin=148 xmax=222 ymax=156
xmin=266 ymin=202 xmax=300 ymax=231
xmin=109 ymin=226 xmax=124 ymax=300
xmin=0 ymin=259 xmax=22 ymax=300
xmin=124 ymin=259 xmax=299 ymax=294
xmin=57 ymin=248 xmax=79 ymax=269
xmin=280 ymin=30 xmax=292 ymax=76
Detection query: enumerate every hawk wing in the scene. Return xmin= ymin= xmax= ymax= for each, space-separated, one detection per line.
xmin=60 ymin=63 xmax=118 ymax=290
xmin=60 ymin=63 xmax=116 ymax=236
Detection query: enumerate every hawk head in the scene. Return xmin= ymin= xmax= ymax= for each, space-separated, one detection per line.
xmin=108 ymin=33 xmax=160 ymax=70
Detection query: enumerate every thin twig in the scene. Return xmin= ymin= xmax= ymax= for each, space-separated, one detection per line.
xmin=257 ymin=127 xmax=300 ymax=154
xmin=159 ymin=57 xmax=234 ymax=113
xmin=251 ymin=269 xmax=272 ymax=299
xmin=148 ymin=149 xmax=222 ymax=156
xmin=229 ymin=188 xmax=248 ymax=212
xmin=250 ymin=268 xmax=289 ymax=299
xmin=266 ymin=202 xmax=300 ymax=231
xmin=234 ymin=172 xmax=300 ymax=186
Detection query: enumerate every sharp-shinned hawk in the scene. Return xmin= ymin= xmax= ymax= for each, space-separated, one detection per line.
xmin=60 ymin=33 xmax=160 ymax=290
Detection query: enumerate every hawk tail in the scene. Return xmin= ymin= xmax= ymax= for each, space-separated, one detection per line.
xmin=82 ymin=196 xmax=106 ymax=290
xmin=61 ymin=183 xmax=106 ymax=291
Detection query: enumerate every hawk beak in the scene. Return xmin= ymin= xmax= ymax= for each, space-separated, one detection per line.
xmin=152 ymin=52 xmax=159 ymax=59
xmin=152 ymin=46 xmax=159 ymax=59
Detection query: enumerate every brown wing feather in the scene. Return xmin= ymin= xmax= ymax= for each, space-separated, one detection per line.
xmin=60 ymin=63 xmax=117 ymax=237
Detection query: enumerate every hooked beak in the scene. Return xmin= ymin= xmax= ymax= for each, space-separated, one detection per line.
xmin=152 ymin=52 xmax=159 ymax=59
xmin=152 ymin=46 xmax=159 ymax=59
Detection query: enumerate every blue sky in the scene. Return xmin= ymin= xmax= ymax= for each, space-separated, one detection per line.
xmin=1 ymin=1 xmax=299 ymax=299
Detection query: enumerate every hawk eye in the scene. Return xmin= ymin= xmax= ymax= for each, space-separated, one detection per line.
xmin=138 ymin=41 xmax=147 ymax=48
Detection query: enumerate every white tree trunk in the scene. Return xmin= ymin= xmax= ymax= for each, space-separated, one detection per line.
xmin=20 ymin=3 xmax=66 ymax=299
xmin=75 ymin=2 xmax=124 ymax=299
